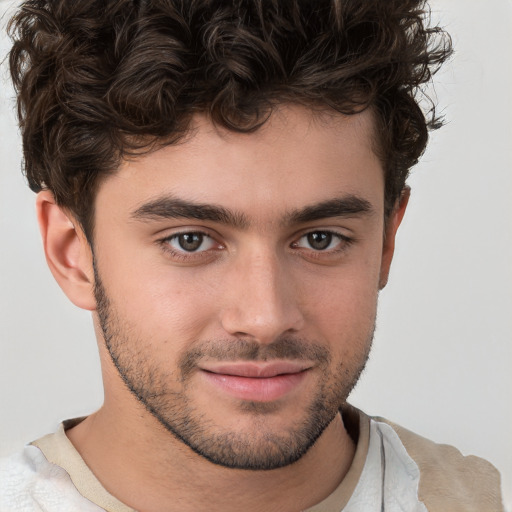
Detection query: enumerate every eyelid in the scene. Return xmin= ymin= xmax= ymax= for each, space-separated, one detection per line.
xmin=291 ymin=229 xmax=354 ymax=256
xmin=292 ymin=228 xmax=351 ymax=244
xmin=167 ymin=232 xmax=216 ymax=253
xmin=155 ymin=226 xmax=354 ymax=264
xmin=157 ymin=229 xmax=225 ymax=262
xmin=156 ymin=222 xmax=221 ymax=240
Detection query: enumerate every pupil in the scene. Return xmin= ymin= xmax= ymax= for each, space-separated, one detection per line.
xmin=179 ymin=233 xmax=202 ymax=251
xmin=308 ymin=232 xmax=331 ymax=250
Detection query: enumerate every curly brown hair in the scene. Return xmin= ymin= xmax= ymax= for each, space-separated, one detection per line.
xmin=8 ymin=0 xmax=452 ymax=240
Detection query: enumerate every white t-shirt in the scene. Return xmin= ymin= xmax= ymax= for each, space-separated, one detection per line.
xmin=0 ymin=406 xmax=503 ymax=512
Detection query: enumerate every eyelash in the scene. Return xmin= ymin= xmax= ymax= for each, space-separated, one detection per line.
xmin=293 ymin=231 xmax=354 ymax=261
xmin=158 ymin=231 xmax=221 ymax=262
xmin=158 ymin=229 xmax=354 ymax=262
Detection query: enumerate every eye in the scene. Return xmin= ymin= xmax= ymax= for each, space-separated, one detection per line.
xmin=166 ymin=232 xmax=216 ymax=253
xmin=293 ymin=231 xmax=348 ymax=251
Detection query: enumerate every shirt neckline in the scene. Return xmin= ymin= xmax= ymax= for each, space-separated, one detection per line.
xmin=32 ymin=405 xmax=370 ymax=512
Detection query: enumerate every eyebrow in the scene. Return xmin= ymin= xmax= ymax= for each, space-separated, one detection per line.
xmin=131 ymin=194 xmax=374 ymax=228
xmin=131 ymin=197 xmax=249 ymax=229
xmin=285 ymin=196 xmax=374 ymax=224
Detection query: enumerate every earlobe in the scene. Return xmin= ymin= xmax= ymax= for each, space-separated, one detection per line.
xmin=36 ymin=191 xmax=96 ymax=311
xmin=379 ymin=187 xmax=410 ymax=289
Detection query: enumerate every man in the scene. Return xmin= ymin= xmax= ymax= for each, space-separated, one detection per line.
xmin=0 ymin=0 xmax=505 ymax=511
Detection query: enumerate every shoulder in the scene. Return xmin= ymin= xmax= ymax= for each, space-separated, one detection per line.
xmin=372 ymin=414 xmax=504 ymax=512
xmin=0 ymin=445 xmax=103 ymax=512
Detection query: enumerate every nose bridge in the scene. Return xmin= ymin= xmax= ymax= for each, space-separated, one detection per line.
xmin=220 ymin=245 xmax=304 ymax=343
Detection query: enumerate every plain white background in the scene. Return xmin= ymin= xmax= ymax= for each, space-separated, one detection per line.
xmin=1 ymin=0 xmax=511 ymax=508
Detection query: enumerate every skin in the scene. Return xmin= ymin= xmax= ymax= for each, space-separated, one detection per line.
xmin=37 ymin=105 xmax=408 ymax=512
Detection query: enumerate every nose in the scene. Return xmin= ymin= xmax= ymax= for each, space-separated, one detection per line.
xmin=220 ymin=249 xmax=305 ymax=344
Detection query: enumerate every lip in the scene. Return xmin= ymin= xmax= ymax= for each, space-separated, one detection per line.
xmin=201 ymin=361 xmax=312 ymax=378
xmin=199 ymin=361 xmax=312 ymax=402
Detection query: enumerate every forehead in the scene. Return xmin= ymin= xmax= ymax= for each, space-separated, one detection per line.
xmin=95 ymin=105 xmax=384 ymax=223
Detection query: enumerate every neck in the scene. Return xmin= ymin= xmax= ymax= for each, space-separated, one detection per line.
xmin=67 ymin=396 xmax=356 ymax=512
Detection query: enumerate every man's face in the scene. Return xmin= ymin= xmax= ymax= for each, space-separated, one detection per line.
xmin=91 ymin=106 xmax=389 ymax=470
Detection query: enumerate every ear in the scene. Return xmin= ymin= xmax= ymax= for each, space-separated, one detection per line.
xmin=36 ymin=190 xmax=96 ymax=310
xmin=379 ymin=187 xmax=410 ymax=289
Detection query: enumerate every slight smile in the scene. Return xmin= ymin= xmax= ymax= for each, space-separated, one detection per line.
xmin=199 ymin=362 xmax=313 ymax=402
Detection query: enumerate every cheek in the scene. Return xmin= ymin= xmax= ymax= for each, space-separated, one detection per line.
xmin=298 ymin=257 xmax=381 ymax=354
xmin=95 ymin=245 xmax=219 ymax=345
xmin=314 ymin=280 xmax=378 ymax=338
xmin=95 ymin=227 xmax=384 ymax=351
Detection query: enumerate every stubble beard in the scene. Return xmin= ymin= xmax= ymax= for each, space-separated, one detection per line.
xmin=93 ymin=269 xmax=374 ymax=471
